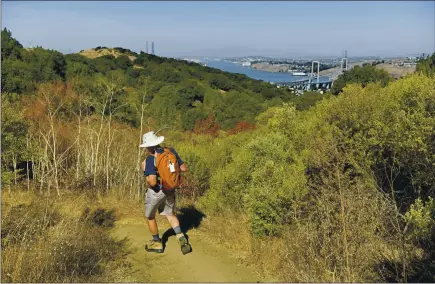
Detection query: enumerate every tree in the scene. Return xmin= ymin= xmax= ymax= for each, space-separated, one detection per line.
xmin=23 ymin=48 xmax=67 ymax=82
xmin=1 ymin=58 xmax=34 ymax=93
xmin=181 ymin=108 xmax=208 ymax=131
xmin=1 ymin=28 xmax=23 ymax=60
xmin=209 ymin=74 xmax=235 ymax=91
xmin=331 ymin=65 xmax=391 ymax=95
xmin=151 ymin=63 xmax=182 ymax=84
xmin=65 ymin=54 xmax=96 ymax=79
xmin=1 ymin=93 xmax=29 ymax=186
xmin=176 ymin=80 xmax=205 ymax=109
xmin=416 ymin=53 xmax=435 ymax=77
xmin=115 ymin=55 xmax=133 ymax=70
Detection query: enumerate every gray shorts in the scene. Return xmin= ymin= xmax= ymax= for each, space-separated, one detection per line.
xmin=144 ymin=188 xmax=176 ymax=219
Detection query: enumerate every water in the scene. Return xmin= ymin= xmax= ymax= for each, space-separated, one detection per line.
xmin=202 ymin=59 xmax=331 ymax=83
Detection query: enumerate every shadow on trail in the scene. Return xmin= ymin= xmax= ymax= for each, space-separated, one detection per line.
xmin=162 ymin=205 xmax=206 ymax=247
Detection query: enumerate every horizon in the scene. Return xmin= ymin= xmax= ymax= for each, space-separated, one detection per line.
xmin=2 ymin=1 xmax=434 ymax=58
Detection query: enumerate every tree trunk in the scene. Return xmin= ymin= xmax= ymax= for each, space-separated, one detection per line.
xmin=137 ymin=80 xmax=147 ymax=199
xmin=26 ymin=133 xmax=30 ymax=191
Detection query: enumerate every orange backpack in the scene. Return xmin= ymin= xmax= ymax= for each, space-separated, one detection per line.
xmin=155 ymin=148 xmax=181 ymax=190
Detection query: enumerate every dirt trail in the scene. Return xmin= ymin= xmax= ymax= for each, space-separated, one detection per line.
xmin=111 ymin=213 xmax=261 ymax=282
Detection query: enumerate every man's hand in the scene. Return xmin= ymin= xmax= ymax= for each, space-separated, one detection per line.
xmin=180 ymin=164 xmax=188 ymax=172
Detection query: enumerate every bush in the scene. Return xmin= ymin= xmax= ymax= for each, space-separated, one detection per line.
xmin=416 ymin=53 xmax=435 ymax=77
xmin=198 ymin=74 xmax=435 ymax=281
xmin=331 ymin=65 xmax=391 ymax=95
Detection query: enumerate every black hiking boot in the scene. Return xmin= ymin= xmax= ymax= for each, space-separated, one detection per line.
xmin=176 ymin=233 xmax=192 ymax=255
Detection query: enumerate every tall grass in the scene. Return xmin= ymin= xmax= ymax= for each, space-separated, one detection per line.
xmin=1 ymin=190 xmax=132 ymax=283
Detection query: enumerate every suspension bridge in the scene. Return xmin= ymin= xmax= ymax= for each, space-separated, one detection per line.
xmin=274 ymin=53 xmax=350 ymax=92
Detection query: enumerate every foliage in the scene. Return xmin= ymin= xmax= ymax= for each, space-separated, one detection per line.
xmin=404 ymin=197 xmax=435 ymax=242
xmin=1 ymin=93 xmax=30 ymax=184
xmin=209 ymin=74 xmax=235 ymax=91
xmin=331 ymin=64 xmax=392 ymax=95
xmin=181 ymin=108 xmax=208 ymax=131
xmin=1 ymin=28 xmax=23 ymax=60
xmin=292 ymin=91 xmax=331 ymax=110
xmin=193 ymin=114 xmax=221 ymax=137
xmin=197 ymin=74 xmax=435 ymax=281
xmin=1 ymin=29 xmax=67 ymax=93
xmin=2 ymin=28 xmax=299 ymax=133
xmin=227 ymin=121 xmax=255 ymax=135
xmin=416 ymin=53 xmax=435 ymax=77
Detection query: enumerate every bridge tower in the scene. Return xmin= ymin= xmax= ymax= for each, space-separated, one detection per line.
xmin=151 ymin=42 xmax=155 ymax=55
xmin=146 ymin=41 xmax=149 ymax=54
xmin=341 ymin=50 xmax=348 ymax=72
xmin=308 ymin=61 xmax=320 ymax=90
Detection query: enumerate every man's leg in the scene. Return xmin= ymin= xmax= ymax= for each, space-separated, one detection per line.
xmin=161 ymin=191 xmax=192 ymax=255
xmin=147 ymin=217 xmax=159 ymax=238
xmin=144 ymin=189 xmax=165 ymax=253
xmin=166 ymin=214 xmax=180 ymax=229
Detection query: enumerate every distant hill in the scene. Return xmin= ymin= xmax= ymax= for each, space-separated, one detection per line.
xmin=2 ymin=28 xmax=300 ymax=131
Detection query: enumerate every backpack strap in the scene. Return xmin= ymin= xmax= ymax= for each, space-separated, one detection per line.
xmin=153 ymin=151 xmax=161 ymax=186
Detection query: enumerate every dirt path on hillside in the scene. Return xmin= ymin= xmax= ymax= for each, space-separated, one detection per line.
xmin=111 ymin=210 xmax=262 ymax=282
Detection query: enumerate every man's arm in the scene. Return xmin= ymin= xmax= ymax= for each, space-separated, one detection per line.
xmin=144 ymin=156 xmax=159 ymax=188
xmin=169 ymin=148 xmax=188 ymax=172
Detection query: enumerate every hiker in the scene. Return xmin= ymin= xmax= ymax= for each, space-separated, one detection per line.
xmin=139 ymin=131 xmax=191 ymax=255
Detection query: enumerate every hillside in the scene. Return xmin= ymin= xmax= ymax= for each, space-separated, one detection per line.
xmin=374 ymin=63 xmax=416 ymax=79
xmin=2 ymin=28 xmax=304 ymax=131
xmin=320 ymin=61 xmax=416 ymax=79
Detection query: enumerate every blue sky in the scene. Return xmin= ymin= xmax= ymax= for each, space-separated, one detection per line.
xmin=2 ymin=1 xmax=434 ymax=58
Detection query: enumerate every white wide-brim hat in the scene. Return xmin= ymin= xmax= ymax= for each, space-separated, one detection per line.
xmin=139 ymin=131 xmax=165 ymax=148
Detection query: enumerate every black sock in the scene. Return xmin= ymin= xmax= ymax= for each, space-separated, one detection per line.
xmin=153 ymin=234 xmax=160 ymax=241
xmin=173 ymin=226 xmax=182 ymax=235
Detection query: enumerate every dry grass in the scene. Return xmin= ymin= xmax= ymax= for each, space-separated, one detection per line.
xmin=1 ymin=189 xmax=137 ymax=283
xmin=375 ymin=63 xmax=416 ymax=78
xmin=79 ymin=48 xmax=136 ymax=61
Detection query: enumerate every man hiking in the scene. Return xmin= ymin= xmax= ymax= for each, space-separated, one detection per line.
xmin=140 ymin=131 xmax=192 ymax=255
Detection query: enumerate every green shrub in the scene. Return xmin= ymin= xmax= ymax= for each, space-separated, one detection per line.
xmin=404 ymin=197 xmax=435 ymax=242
